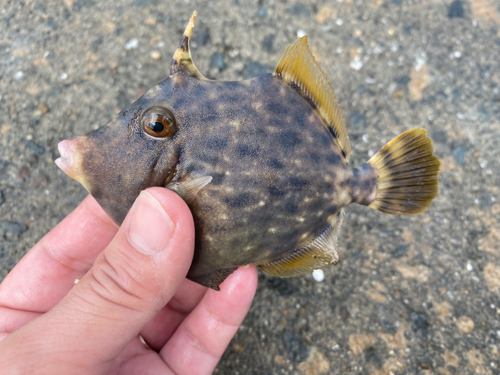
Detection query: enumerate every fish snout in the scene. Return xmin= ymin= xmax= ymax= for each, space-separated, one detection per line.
xmin=55 ymin=137 xmax=90 ymax=190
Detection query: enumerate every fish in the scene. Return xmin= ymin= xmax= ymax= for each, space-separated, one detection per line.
xmin=55 ymin=11 xmax=440 ymax=290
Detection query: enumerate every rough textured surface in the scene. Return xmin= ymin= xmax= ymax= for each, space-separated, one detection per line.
xmin=1 ymin=0 xmax=499 ymax=374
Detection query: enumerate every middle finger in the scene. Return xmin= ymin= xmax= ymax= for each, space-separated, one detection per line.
xmin=139 ymin=278 xmax=207 ymax=351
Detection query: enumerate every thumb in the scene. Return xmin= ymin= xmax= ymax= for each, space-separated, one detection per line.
xmin=49 ymin=188 xmax=194 ymax=369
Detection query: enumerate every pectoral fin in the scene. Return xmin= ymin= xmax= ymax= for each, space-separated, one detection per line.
xmin=166 ymin=175 xmax=212 ymax=204
xmin=259 ymin=211 xmax=344 ymax=278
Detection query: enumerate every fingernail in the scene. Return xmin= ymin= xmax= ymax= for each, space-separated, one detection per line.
xmin=127 ymin=191 xmax=175 ymax=255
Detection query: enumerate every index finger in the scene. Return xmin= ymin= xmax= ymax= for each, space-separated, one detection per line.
xmin=0 ymin=195 xmax=118 ymax=313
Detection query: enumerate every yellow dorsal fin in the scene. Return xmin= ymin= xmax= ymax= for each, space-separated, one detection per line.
xmin=170 ymin=11 xmax=207 ymax=79
xmin=275 ymin=37 xmax=351 ymax=160
xmin=259 ymin=211 xmax=344 ymax=278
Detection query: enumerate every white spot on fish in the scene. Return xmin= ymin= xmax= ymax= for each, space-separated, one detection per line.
xmin=269 ymin=228 xmax=277 ymax=234
xmin=252 ymin=101 xmax=263 ymax=110
xmin=230 ymin=120 xmax=240 ymax=130
xmin=297 ymin=217 xmax=305 ymax=223
xmin=258 ymin=201 xmax=266 ymax=206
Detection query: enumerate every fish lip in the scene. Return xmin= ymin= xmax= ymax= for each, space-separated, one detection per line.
xmin=55 ymin=138 xmax=91 ymax=191
xmin=55 ymin=139 xmax=78 ymax=176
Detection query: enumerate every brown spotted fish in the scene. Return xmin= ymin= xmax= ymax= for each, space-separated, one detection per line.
xmin=56 ymin=12 xmax=440 ymax=290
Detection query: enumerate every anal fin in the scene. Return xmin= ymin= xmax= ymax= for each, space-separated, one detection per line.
xmin=259 ymin=211 xmax=344 ymax=278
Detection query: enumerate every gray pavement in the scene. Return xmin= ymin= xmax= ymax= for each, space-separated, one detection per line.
xmin=1 ymin=0 xmax=500 ymax=373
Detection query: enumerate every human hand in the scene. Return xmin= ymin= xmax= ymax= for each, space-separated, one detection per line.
xmin=0 ymin=187 xmax=258 ymax=374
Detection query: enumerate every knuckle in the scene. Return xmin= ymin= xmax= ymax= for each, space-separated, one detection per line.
xmin=86 ymin=251 xmax=159 ymax=312
xmin=184 ymin=325 xmax=220 ymax=360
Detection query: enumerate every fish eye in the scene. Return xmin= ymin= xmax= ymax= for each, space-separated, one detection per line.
xmin=141 ymin=107 xmax=177 ymax=138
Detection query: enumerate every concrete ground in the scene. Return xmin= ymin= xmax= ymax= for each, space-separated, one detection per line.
xmin=1 ymin=0 xmax=500 ymax=373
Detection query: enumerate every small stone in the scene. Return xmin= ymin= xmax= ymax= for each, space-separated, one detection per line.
xmin=71 ymin=0 xmax=94 ymax=11
xmin=261 ymin=34 xmax=275 ymax=52
xmin=350 ymin=55 xmax=363 ymax=70
xmin=132 ymin=0 xmax=158 ymax=7
xmin=232 ymin=343 xmax=244 ymax=353
xmin=409 ymin=63 xmax=430 ymax=101
xmin=145 ymin=16 xmax=156 ymax=25
xmin=287 ymin=3 xmax=310 ymax=16
xmin=411 ymin=312 xmax=429 ymax=336
xmin=297 ymin=347 xmax=330 ymax=375
xmin=17 ymin=165 xmax=31 ymax=179
xmin=14 ymin=71 xmax=23 ymax=79
xmin=1 ymin=221 xmax=28 ymax=236
xmin=60 ymin=73 xmax=68 ymax=80
xmin=348 ymin=334 xmax=376 ymax=356
xmin=312 ymin=269 xmax=324 ymax=282
xmin=448 ymin=0 xmax=465 ymax=18
xmin=38 ymin=102 xmax=49 ymax=114
xmin=194 ymin=29 xmax=211 ymax=46
xmin=0 ymin=125 xmax=10 ymax=135
xmin=393 ymin=91 xmax=404 ymax=99
xmin=484 ymin=263 xmax=500 ymax=292
xmin=210 ymin=53 xmax=225 ymax=71
xmin=150 ymin=51 xmax=161 ymax=60
xmin=258 ymin=5 xmax=267 ymax=18
xmin=297 ymin=29 xmax=307 ymax=38
xmin=24 ymin=140 xmax=45 ymax=156
xmin=395 ymin=263 xmax=429 ymax=282
xmin=452 ymin=145 xmax=467 ymax=166
xmin=315 ymin=6 xmax=332 ymax=23
xmin=244 ymin=61 xmax=268 ymax=79
xmin=393 ymin=245 xmax=409 ymax=258
xmin=32 ymin=174 xmax=49 ymax=189
xmin=395 ymin=75 xmax=411 ymax=86
xmin=125 ymin=39 xmax=139 ymax=50
xmin=274 ymin=354 xmax=284 ymax=365
xmin=456 ymin=316 xmax=474 ymax=334
xmin=351 ymin=112 xmax=366 ymax=127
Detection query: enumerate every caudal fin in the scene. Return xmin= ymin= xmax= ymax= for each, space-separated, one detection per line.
xmin=367 ymin=128 xmax=440 ymax=215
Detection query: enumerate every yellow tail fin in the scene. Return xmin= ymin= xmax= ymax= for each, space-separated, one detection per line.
xmin=367 ymin=128 xmax=440 ymax=215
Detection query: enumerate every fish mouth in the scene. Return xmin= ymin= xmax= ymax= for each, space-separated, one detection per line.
xmin=55 ymin=137 xmax=91 ymax=191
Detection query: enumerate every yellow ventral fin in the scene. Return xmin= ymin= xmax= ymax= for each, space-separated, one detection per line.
xmin=170 ymin=11 xmax=207 ymax=79
xmin=275 ymin=37 xmax=352 ymax=161
xmin=166 ymin=175 xmax=212 ymax=204
xmin=259 ymin=211 xmax=344 ymax=278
